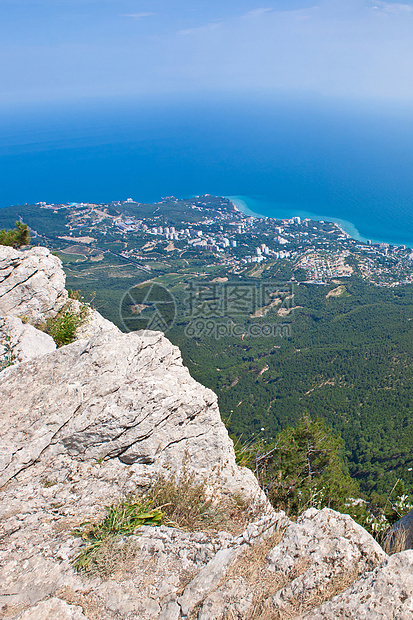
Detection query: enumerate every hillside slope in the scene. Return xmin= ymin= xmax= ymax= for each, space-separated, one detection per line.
xmin=0 ymin=245 xmax=412 ymax=619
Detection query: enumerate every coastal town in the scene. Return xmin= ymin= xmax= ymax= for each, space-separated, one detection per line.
xmin=26 ymin=194 xmax=413 ymax=288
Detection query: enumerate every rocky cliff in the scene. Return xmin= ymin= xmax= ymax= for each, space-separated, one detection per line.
xmin=1 ymin=246 xmax=412 ymax=619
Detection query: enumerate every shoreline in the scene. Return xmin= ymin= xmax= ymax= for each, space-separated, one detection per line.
xmin=227 ymin=195 xmax=412 ymax=249
xmin=1 ymin=194 xmax=411 ymax=249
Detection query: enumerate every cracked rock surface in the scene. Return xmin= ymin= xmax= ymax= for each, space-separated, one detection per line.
xmin=0 ymin=246 xmax=68 ymax=322
xmin=0 ymin=326 xmax=264 ymax=620
xmin=303 ymin=550 xmax=413 ymax=619
xmin=0 ymin=315 xmax=56 ymax=363
xmin=266 ymin=507 xmax=386 ymax=616
xmin=0 ymin=329 xmax=260 ymax=497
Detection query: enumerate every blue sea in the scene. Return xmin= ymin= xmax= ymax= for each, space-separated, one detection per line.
xmin=1 ymin=94 xmax=413 ymax=246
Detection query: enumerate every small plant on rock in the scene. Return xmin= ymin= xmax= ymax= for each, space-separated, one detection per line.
xmin=145 ymin=470 xmax=257 ymax=533
xmin=68 ymin=289 xmax=82 ymax=301
xmin=72 ymin=496 xmax=163 ymax=572
xmin=0 ymin=334 xmax=16 ymax=370
xmin=46 ymin=302 xmax=89 ymax=348
xmin=146 ymin=471 xmax=226 ymax=531
xmin=72 ymin=472 xmax=256 ymax=575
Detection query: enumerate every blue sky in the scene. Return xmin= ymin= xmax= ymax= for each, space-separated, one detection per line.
xmin=2 ymin=0 xmax=413 ymax=105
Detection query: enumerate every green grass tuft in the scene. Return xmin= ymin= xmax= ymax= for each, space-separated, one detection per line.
xmin=46 ymin=302 xmax=89 ymax=348
xmin=0 ymin=334 xmax=16 ymax=371
xmin=72 ymin=496 xmax=163 ymax=572
xmin=72 ymin=473 xmax=256 ymax=575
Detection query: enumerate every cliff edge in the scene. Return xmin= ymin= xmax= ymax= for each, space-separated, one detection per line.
xmin=0 ymin=246 xmax=412 ymax=620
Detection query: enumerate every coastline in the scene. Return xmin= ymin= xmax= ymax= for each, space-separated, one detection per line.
xmin=227 ymin=195 xmax=411 ymax=248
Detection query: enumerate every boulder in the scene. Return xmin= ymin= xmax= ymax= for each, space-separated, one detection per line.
xmin=266 ymin=507 xmax=386 ymax=616
xmin=0 ymin=246 xmax=67 ymax=322
xmin=0 ymin=329 xmax=260 ymax=500
xmin=383 ymin=508 xmax=413 ymax=553
xmin=0 ymin=315 xmax=56 ymax=365
xmin=304 ymin=550 xmax=413 ymax=619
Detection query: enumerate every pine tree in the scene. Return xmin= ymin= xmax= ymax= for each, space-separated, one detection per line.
xmin=14 ymin=221 xmax=30 ymax=247
xmin=0 ymin=221 xmax=30 ymax=248
xmin=258 ymin=413 xmax=359 ymax=515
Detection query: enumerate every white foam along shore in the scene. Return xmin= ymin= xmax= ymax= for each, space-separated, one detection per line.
xmin=227 ymin=195 xmax=411 ymax=248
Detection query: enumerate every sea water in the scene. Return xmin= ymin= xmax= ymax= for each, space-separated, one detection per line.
xmin=1 ymin=95 xmax=413 ymax=246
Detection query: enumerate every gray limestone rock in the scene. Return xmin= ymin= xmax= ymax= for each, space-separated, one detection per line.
xmin=178 ymin=511 xmax=287 ymax=618
xmin=196 ymin=578 xmax=254 ymax=620
xmin=304 ymin=550 xmax=413 ymax=619
xmin=0 ymin=246 xmax=68 ymax=322
xmin=266 ymin=507 xmax=387 ymax=616
xmin=0 ymin=315 xmax=56 ymax=364
xmin=157 ymin=600 xmax=181 ymax=620
xmin=0 ymin=508 xmax=270 ymax=620
xmin=383 ymin=507 xmax=413 ymax=553
xmin=0 ymin=329 xmax=260 ymax=501
xmin=0 ymin=246 xmax=120 ymax=352
xmin=178 ymin=547 xmax=243 ymax=617
xmin=14 ymin=597 xmax=88 ymax=619
xmin=74 ymin=306 xmax=121 ymax=340
xmin=0 ymin=552 xmax=82 ymax=610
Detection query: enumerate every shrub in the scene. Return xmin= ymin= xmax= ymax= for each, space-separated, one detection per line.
xmin=253 ymin=413 xmax=359 ymax=516
xmin=0 ymin=221 xmax=30 ymax=248
xmin=145 ymin=471 xmax=236 ymax=531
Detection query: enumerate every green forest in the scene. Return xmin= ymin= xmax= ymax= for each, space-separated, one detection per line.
xmin=1 ymin=201 xmax=413 ymax=505
xmin=169 ymin=279 xmax=413 ymax=499
xmin=61 ymin=263 xmax=413 ymax=501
